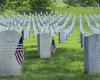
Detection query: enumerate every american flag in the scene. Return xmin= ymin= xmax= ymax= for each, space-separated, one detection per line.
xmin=51 ymin=38 xmax=56 ymax=53
xmin=15 ymin=36 xmax=24 ymax=65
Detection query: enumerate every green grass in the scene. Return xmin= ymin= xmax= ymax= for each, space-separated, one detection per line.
xmin=53 ymin=7 xmax=100 ymax=14
xmin=0 ymin=7 xmax=100 ymax=80
xmin=53 ymin=0 xmax=66 ymax=7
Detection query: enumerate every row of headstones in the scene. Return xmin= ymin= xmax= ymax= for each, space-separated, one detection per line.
xmin=0 ymin=13 xmax=99 ymax=33
xmin=0 ymin=29 xmax=75 ymax=76
xmin=0 ymin=15 xmax=30 ymax=36
xmin=33 ymin=15 xmax=76 ymax=37
xmin=0 ymin=13 xmax=75 ymax=40
xmin=94 ymin=14 xmax=100 ymax=20
xmin=32 ymin=15 xmax=76 ymax=58
xmin=0 ymin=15 xmax=76 ymax=77
xmin=0 ymin=11 xmax=62 ymax=30
xmin=25 ymin=14 xmax=100 ymax=40
xmin=0 ymin=13 xmax=76 ymax=41
xmin=38 ymin=16 xmax=76 ymax=58
xmin=80 ymin=15 xmax=100 ymax=74
xmin=0 ymin=13 xmax=98 ymax=76
xmin=32 ymin=14 xmax=73 ymax=38
xmin=26 ymin=14 xmax=100 ymax=75
xmin=0 ymin=14 xmax=99 ymax=39
xmin=88 ymin=15 xmax=100 ymax=30
xmin=1 ymin=13 xmax=100 ymax=76
xmin=85 ymin=15 xmax=100 ymax=34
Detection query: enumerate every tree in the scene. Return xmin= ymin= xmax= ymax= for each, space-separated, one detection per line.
xmin=30 ymin=0 xmax=53 ymax=13
xmin=0 ymin=0 xmax=6 ymax=10
xmin=4 ymin=0 xmax=53 ymax=13
xmin=5 ymin=0 xmax=31 ymax=13
xmin=63 ymin=0 xmax=100 ymax=7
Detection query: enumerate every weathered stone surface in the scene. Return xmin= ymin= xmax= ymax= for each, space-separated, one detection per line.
xmin=24 ymin=29 xmax=30 ymax=39
xmin=84 ymin=34 xmax=100 ymax=74
xmin=59 ymin=31 xmax=66 ymax=43
xmin=0 ymin=30 xmax=22 ymax=76
xmin=37 ymin=33 xmax=51 ymax=58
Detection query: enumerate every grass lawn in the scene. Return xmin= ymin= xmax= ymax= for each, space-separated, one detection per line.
xmin=0 ymin=7 xmax=100 ymax=80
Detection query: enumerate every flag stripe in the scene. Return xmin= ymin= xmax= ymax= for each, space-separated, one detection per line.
xmin=18 ymin=51 xmax=24 ymax=60
xmin=15 ymin=52 xmax=21 ymax=65
xmin=15 ymin=36 xmax=24 ymax=65
xmin=16 ymin=52 xmax=22 ymax=64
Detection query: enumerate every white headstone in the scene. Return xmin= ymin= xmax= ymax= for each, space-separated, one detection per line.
xmin=59 ymin=31 xmax=66 ymax=43
xmin=37 ymin=33 xmax=51 ymax=58
xmin=0 ymin=30 xmax=23 ymax=76
xmin=84 ymin=34 xmax=100 ymax=74
xmin=24 ymin=27 xmax=30 ymax=39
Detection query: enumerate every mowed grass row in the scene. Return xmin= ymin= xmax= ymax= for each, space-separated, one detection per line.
xmin=0 ymin=7 xmax=100 ymax=80
xmin=54 ymin=7 xmax=100 ymax=14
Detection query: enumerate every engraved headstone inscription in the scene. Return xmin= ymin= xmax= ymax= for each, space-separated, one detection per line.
xmin=0 ymin=30 xmax=23 ymax=76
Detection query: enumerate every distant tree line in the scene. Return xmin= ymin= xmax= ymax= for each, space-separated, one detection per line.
xmin=0 ymin=0 xmax=99 ymax=13
xmin=63 ymin=0 xmax=100 ymax=7
xmin=0 ymin=0 xmax=53 ymax=13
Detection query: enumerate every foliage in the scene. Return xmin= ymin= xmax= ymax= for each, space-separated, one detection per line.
xmin=0 ymin=0 xmax=100 ymax=13
xmin=63 ymin=0 xmax=100 ymax=7
xmin=30 ymin=0 xmax=53 ymax=13
xmin=0 ymin=0 xmax=5 ymax=10
xmin=4 ymin=0 xmax=32 ymax=13
xmin=1 ymin=0 xmax=53 ymax=13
